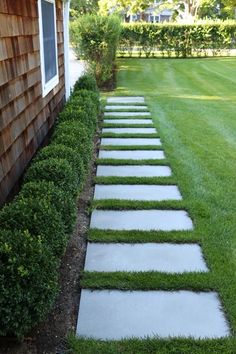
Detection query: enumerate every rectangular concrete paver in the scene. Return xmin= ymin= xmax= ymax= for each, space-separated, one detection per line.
xmin=99 ymin=150 xmax=165 ymax=160
xmin=101 ymin=138 xmax=161 ymax=146
xmin=102 ymin=128 xmax=157 ymax=134
xmin=104 ymin=119 xmax=153 ymax=125
xmin=107 ymin=97 xmax=145 ymax=103
xmin=96 ymin=165 xmax=171 ymax=177
xmin=105 ymin=105 xmax=148 ymax=111
xmin=77 ymin=290 xmax=230 ymax=339
xmin=94 ymin=185 xmax=182 ymax=201
xmin=105 ymin=112 xmax=151 ymax=117
xmin=85 ymin=243 xmax=208 ymax=273
xmin=90 ymin=210 xmax=193 ymax=231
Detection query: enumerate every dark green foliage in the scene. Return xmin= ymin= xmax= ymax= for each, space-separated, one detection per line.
xmin=118 ymin=21 xmax=236 ymax=58
xmin=59 ymin=92 xmax=98 ymax=132
xmin=0 ymin=229 xmax=58 ymax=338
xmin=73 ymin=73 xmax=98 ymax=92
xmin=0 ymin=71 xmax=99 ymax=339
xmin=0 ymin=197 xmax=67 ymax=257
xmin=21 ymin=181 xmax=77 ymax=234
xmin=35 ymin=144 xmax=85 ymax=183
xmin=24 ymin=158 xmax=79 ymax=196
xmin=70 ymin=15 xmax=121 ymax=87
xmin=53 ymin=132 xmax=92 ymax=166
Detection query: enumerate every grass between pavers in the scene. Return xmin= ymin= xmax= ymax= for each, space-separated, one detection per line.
xmin=103 ymin=116 xmax=152 ymax=119
xmin=102 ymin=123 xmax=155 ymax=128
xmin=101 ymin=133 xmax=159 ymax=138
xmin=81 ymin=271 xmax=212 ymax=291
xmin=70 ymin=59 xmax=236 ymax=352
xmin=89 ymin=229 xmax=201 ymax=243
xmin=94 ymin=176 xmax=176 ymax=184
xmin=100 ymin=145 xmax=164 ymax=150
xmin=91 ymin=200 xmax=187 ymax=211
xmin=104 ymin=115 xmax=151 ymax=119
xmin=67 ymin=335 xmax=236 ymax=354
xmin=96 ymin=159 xmax=168 ymax=165
xmin=105 ymin=108 xmax=149 ymax=112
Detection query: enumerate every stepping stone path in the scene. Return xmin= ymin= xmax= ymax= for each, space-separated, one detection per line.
xmin=77 ymin=96 xmax=230 ymax=340
xmin=99 ymin=150 xmax=165 ymax=160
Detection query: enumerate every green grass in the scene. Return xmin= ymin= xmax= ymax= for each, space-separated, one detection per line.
xmin=101 ymin=133 xmax=159 ymax=138
xmin=69 ymin=58 xmax=236 ymax=353
xmin=96 ymin=158 xmax=168 ymax=165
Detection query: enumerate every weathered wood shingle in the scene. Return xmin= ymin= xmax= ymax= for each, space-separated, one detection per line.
xmin=0 ymin=0 xmax=65 ymax=205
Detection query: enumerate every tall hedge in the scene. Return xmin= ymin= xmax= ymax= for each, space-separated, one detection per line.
xmin=70 ymin=15 xmax=121 ymax=87
xmin=0 ymin=73 xmax=100 ymax=338
xmin=118 ymin=21 xmax=236 ymax=58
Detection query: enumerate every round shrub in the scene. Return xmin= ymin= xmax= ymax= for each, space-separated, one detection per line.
xmin=24 ymin=158 xmax=78 ymax=196
xmin=72 ymin=89 xmax=100 ymax=116
xmin=0 ymin=197 xmax=67 ymax=257
xmin=35 ymin=144 xmax=85 ymax=183
xmin=20 ymin=181 xmax=77 ymax=235
xmin=73 ymin=73 xmax=98 ymax=92
xmin=0 ymin=229 xmax=58 ymax=338
xmin=59 ymin=93 xmax=98 ymax=131
xmin=52 ymin=132 xmax=92 ymax=166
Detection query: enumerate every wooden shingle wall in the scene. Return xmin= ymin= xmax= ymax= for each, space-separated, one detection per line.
xmin=0 ymin=0 xmax=65 ymax=205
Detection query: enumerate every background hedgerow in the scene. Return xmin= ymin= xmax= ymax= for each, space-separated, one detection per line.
xmin=118 ymin=21 xmax=236 ymax=58
xmin=0 ymin=72 xmax=100 ymax=338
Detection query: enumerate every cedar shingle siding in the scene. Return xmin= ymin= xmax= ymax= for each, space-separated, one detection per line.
xmin=0 ymin=0 xmax=65 ymax=205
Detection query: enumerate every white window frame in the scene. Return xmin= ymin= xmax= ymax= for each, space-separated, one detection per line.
xmin=38 ymin=0 xmax=59 ymax=97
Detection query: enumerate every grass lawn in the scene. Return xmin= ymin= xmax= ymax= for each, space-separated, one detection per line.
xmin=69 ymin=58 xmax=236 ymax=353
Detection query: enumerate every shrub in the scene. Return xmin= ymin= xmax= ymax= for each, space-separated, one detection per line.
xmin=24 ymin=158 xmax=78 ymax=196
xmin=0 ymin=229 xmax=58 ymax=338
xmin=71 ymin=89 xmax=100 ymax=117
xmin=59 ymin=94 xmax=98 ymax=132
xmin=73 ymin=73 xmax=98 ymax=93
xmin=118 ymin=21 xmax=236 ymax=58
xmin=20 ymin=181 xmax=77 ymax=234
xmin=71 ymin=15 xmax=121 ymax=87
xmin=35 ymin=144 xmax=85 ymax=183
xmin=0 ymin=197 xmax=67 ymax=257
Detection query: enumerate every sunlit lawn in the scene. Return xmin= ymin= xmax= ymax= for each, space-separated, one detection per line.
xmin=69 ymin=57 xmax=236 ymax=353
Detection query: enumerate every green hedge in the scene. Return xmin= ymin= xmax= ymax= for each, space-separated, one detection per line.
xmin=118 ymin=21 xmax=236 ymax=58
xmin=70 ymin=15 xmax=121 ymax=87
xmin=0 ymin=73 xmax=100 ymax=338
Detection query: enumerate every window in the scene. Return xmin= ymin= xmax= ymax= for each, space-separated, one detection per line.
xmin=38 ymin=0 xmax=59 ymax=97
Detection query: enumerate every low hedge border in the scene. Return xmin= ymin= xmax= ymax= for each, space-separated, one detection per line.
xmin=0 ymin=73 xmax=100 ymax=338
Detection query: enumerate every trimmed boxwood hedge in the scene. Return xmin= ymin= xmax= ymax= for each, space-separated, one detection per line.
xmin=0 ymin=73 xmax=100 ymax=338
xmin=0 ymin=229 xmax=58 ymax=338
xmin=21 ymin=181 xmax=77 ymax=234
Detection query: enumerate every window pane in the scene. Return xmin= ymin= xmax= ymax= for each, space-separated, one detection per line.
xmin=41 ymin=0 xmax=57 ymax=83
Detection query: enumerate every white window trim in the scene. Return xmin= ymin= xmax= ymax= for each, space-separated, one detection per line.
xmin=38 ymin=0 xmax=59 ymax=98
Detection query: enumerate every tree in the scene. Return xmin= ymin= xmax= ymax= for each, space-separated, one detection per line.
xmin=98 ymin=0 xmax=155 ymax=21
xmin=70 ymin=0 xmax=99 ymax=17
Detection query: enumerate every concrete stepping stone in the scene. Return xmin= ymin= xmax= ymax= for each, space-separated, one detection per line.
xmin=101 ymin=138 xmax=161 ymax=146
xmin=99 ymin=150 xmax=165 ymax=160
xmin=97 ymin=165 xmax=171 ymax=177
xmin=77 ymin=290 xmax=230 ymax=339
xmin=102 ymin=128 xmax=157 ymax=134
xmin=104 ymin=119 xmax=153 ymax=125
xmin=107 ymin=96 xmax=145 ymax=103
xmin=90 ymin=210 xmax=193 ymax=231
xmin=85 ymin=243 xmax=208 ymax=273
xmin=105 ymin=105 xmax=148 ymax=111
xmin=94 ymin=185 xmax=182 ymax=201
xmin=105 ymin=112 xmax=151 ymax=117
